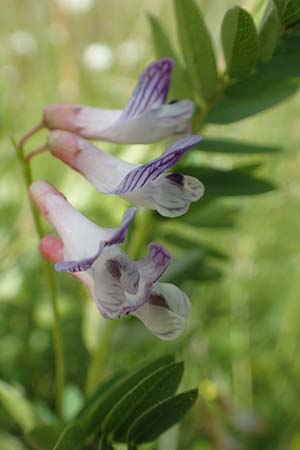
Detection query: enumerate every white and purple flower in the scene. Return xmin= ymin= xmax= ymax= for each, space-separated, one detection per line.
xmin=20 ymin=59 xmax=194 ymax=148
xmin=43 ymin=58 xmax=194 ymax=144
xmin=30 ymin=180 xmax=190 ymax=339
xmin=47 ymin=131 xmax=204 ymax=217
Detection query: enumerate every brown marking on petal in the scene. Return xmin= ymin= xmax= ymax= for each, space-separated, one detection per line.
xmin=149 ymin=293 xmax=170 ymax=310
xmin=106 ymin=259 xmax=121 ymax=279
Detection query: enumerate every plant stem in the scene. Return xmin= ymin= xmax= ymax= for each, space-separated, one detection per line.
xmin=85 ymin=320 xmax=115 ymax=395
xmin=12 ymin=138 xmax=65 ymax=417
xmin=192 ymin=75 xmax=231 ymax=132
xmin=127 ymin=209 xmax=154 ymax=260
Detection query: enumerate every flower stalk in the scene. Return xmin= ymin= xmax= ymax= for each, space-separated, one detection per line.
xmin=12 ymin=138 xmax=65 ymax=417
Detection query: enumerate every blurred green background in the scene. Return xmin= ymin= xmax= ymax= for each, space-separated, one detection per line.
xmin=1 ymin=0 xmax=300 ymax=449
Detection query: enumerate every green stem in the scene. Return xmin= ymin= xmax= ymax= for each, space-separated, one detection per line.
xmin=192 ymin=75 xmax=231 ymax=132
xmin=12 ymin=138 xmax=65 ymax=417
xmin=85 ymin=320 xmax=115 ymax=395
xmin=127 ymin=209 xmax=154 ymax=260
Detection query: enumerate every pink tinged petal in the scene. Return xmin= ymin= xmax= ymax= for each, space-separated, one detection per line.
xmin=39 ymin=235 xmax=94 ymax=291
xmin=30 ymin=180 xmax=106 ymax=261
xmin=43 ymin=104 xmax=82 ymax=132
xmin=132 ymin=283 xmax=191 ymax=340
xmin=48 ymin=130 xmax=134 ymax=193
xmin=112 ymin=135 xmax=201 ymax=194
xmin=39 ymin=235 xmax=64 ymax=263
xmin=30 ymin=180 xmax=136 ymax=263
xmin=43 ymin=104 xmax=123 ymax=138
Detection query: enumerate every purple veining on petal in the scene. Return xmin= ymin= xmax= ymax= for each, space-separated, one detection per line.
xmin=55 ymin=208 xmax=136 ymax=273
xmin=136 ymin=242 xmax=171 ymax=283
xmin=107 ymin=207 xmax=137 ymax=245
xmin=55 ymin=241 xmax=106 ymax=273
xmin=112 ymin=135 xmax=201 ymax=195
xmin=120 ymin=58 xmax=174 ymax=121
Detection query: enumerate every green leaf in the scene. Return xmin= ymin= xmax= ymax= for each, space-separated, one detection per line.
xmin=197 ymin=137 xmax=281 ymax=154
xmin=161 ymin=250 xmax=222 ymax=284
xmin=180 ymin=165 xmax=276 ymax=197
xmin=259 ymin=0 xmax=282 ymax=62
xmin=76 ymin=372 xmax=125 ymax=420
xmin=98 ymin=435 xmax=114 ymax=450
xmin=259 ymin=32 xmax=300 ymax=78
xmin=161 ymin=232 xmax=228 ymax=259
xmin=26 ymin=423 xmax=64 ymax=450
xmin=222 ymin=6 xmax=259 ymax=79
xmin=161 ymin=249 xmax=205 ymax=283
xmin=179 ymin=202 xmax=240 ymax=228
xmin=206 ymin=73 xmax=299 ymax=123
xmin=53 ymin=422 xmax=85 ymax=450
xmin=53 ymin=356 xmax=175 ymax=450
xmin=147 ymin=14 xmax=192 ymax=98
xmin=274 ymin=0 xmax=300 ymax=27
xmin=82 ymin=355 xmax=175 ymax=434
xmin=103 ymin=361 xmax=184 ymax=440
xmin=0 ymin=380 xmax=37 ymax=432
xmin=174 ymin=0 xmax=218 ymax=101
xmin=127 ymin=389 xmax=198 ymax=444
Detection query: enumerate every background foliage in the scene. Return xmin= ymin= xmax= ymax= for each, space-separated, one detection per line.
xmin=1 ymin=0 xmax=300 ymax=449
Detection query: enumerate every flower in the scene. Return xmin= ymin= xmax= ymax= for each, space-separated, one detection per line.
xmin=30 ymin=180 xmax=190 ymax=339
xmin=47 ymin=131 xmax=204 ymax=217
xmin=42 ymin=58 xmax=194 ymax=144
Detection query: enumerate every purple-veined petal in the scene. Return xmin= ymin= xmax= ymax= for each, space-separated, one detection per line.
xmin=55 ymin=207 xmax=137 ymax=273
xmin=120 ymin=58 xmax=174 ymax=121
xmin=112 ymin=135 xmax=201 ymax=194
xmin=136 ymin=243 xmax=171 ymax=283
xmin=126 ymin=172 xmax=204 ymax=217
xmin=117 ymin=242 xmax=171 ymax=316
xmin=132 ymin=283 xmax=190 ymax=340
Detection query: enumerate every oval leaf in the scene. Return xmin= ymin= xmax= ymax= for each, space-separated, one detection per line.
xmin=174 ymin=0 xmax=218 ymax=101
xmin=102 ymin=361 xmax=184 ymax=440
xmin=127 ymin=389 xmax=198 ymax=444
xmin=206 ymin=73 xmax=299 ymax=123
xmin=259 ymin=0 xmax=282 ymax=63
xmin=222 ymin=6 xmax=259 ymax=79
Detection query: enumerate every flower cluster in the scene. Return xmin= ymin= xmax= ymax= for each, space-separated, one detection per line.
xmin=22 ymin=58 xmax=204 ymax=340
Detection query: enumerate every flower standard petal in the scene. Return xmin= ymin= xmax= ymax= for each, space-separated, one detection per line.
xmin=132 ymin=283 xmax=191 ymax=340
xmin=112 ymin=135 xmax=201 ymax=194
xmin=41 ymin=58 xmax=194 ymax=144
